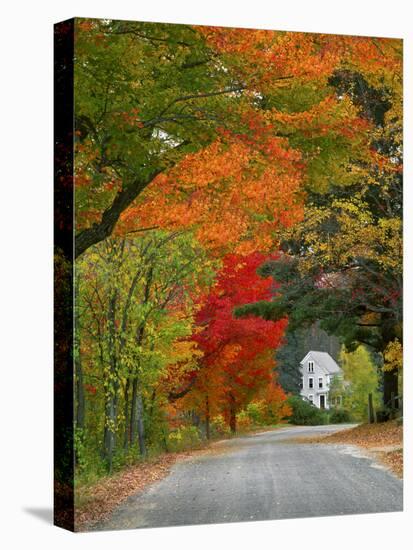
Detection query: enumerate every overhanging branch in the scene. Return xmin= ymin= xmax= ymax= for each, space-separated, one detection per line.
xmin=75 ymin=168 xmax=162 ymax=258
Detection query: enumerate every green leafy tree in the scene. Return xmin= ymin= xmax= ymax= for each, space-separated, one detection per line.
xmin=331 ymin=346 xmax=381 ymax=421
xmin=75 ymin=230 xmax=214 ymax=473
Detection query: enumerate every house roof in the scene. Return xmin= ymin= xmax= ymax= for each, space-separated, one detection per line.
xmin=300 ymin=351 xmax=341 ymax=374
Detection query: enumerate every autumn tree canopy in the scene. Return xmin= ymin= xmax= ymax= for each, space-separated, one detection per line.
xmin=66 ymin=18 xmax=403 ymax=484
xmin=74 ymin=20 xmax=401 ymax=257
xmin=235 ymin=62 xmax=402 ymax=405
xmin=185 ymin=253 xmax=288 ymax=433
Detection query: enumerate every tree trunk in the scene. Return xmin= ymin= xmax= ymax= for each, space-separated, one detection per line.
xmin=191 ymin=411 xmax=201 ymax=427
xmin=123 ymin=378 xmax=130 ymax=449
xmin=149 ymin=389 xmax=156 ymax=419
xmin=229 ymin=395 xmax=236 ymax=434
xmin=381 ymin=315 xmax=399 ymax=408
xmin=383 ymin=369 xmax=398 ymax=409
xmin=136 ymin=390 xmax=146 ymax=457
xmin=130 ymin=377 xmax=138 ymax=445
xmin=205 ymin=395 xmax=210 ymax=440
xmin=75 ymin=169 xmax=162 ymax=258
xmin=104 ymin=289 xmax=119 ymax=472
xmin=130 ymin=377 xmax=146 ymax=456
xmin=104 ymin=396 xmax=116 ymax=473
xmin=368 ymin=392 xmax=375 ymax=424
xmin=75 ymin=357 xmax=85 ymax=431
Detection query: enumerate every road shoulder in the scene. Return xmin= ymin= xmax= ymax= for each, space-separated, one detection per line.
xmin=288 ymin=420 xmax=403 ymax=478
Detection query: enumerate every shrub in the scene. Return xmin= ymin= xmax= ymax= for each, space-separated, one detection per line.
xmin=287 ymin=395 xmax=329 ymax=425
xmin=264 ymin=398 xmax=292 ymax=425
xmin=237 ymin=410 xmax=253 ymax=431
xmin=260 ymin=384 xmax=292 ymax=425
xmin=245 ymin=401 xmax=266 ymax=425
xmin=210 ymin=415 xmax=230 ymax=437
xmin=329 ymin=408 xmax=353 ymax=423
xmin=237 ymin=397 xmax=292 ymax=431
xmin=167 ymin=425 xmax=202 ymax=452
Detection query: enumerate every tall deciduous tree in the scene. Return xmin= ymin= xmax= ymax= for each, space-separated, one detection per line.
xmin=189 ymin=253 xmax=287 ymax=433
xmin=331 ymin=346 xmax=381 ymax=421
xmin=75 ymin=231 xmax=213 ymax=470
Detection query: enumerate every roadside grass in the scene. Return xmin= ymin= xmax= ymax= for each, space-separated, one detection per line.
xmin=292 ymin=420 xmax=403 ymax=478
xmin=75 ymin=422 xmax=286 ymax=531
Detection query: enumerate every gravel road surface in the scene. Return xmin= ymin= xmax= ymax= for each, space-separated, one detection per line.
xmin=95 ymin=424 xmax=402 ymax=530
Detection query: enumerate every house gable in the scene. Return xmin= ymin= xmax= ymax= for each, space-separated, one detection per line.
xmin=300 ymin=351 xmax=341 ymax=375
xmin=300 ymin=351 xmax=329 ymax=376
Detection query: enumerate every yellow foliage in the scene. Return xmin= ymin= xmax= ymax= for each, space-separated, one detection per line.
xmin=383 ymin=339 xmax=403 ymax=372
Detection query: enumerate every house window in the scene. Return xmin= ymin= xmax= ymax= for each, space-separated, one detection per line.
xmin=308 ymin=377 xmax=314 ymax=389
xmin=318 ymin=377 xmax=323 ymax=389
xmin=308 ymin=361 xmax=314 ymax=373
xmin=308 ymin=394 xmax=314 ymax=403
xmin=299 ymin=377 xmax=303 ymax=390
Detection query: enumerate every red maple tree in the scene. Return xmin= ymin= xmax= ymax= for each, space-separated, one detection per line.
xmin=189 ymin=252 xmax=288 ymax=433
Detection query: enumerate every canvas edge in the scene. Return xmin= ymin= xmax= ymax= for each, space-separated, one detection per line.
xmin=54 ymin=17 xmax=75 ymax=533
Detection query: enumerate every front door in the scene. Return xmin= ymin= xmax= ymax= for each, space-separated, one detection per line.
xmin=319 ymin=395 xmax=325 ymax=409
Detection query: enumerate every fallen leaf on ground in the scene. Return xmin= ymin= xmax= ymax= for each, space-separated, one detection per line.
xmin=291 ymin=421 xmax=403 ymax=478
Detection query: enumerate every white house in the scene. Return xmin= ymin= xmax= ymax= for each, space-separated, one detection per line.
xmin=299 ymin=351 xmax=342 ymax=409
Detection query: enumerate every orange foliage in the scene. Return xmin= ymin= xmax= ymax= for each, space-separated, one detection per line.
xmin=199 ymin=27 xmax=401 ymax=89
xmin=117 ymin=128 xmax=305 ymax=255
xmin=75 ymin=25 xmax=401 ymax=248
xmin=256 ymin=380 xmax=292 ymax=423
